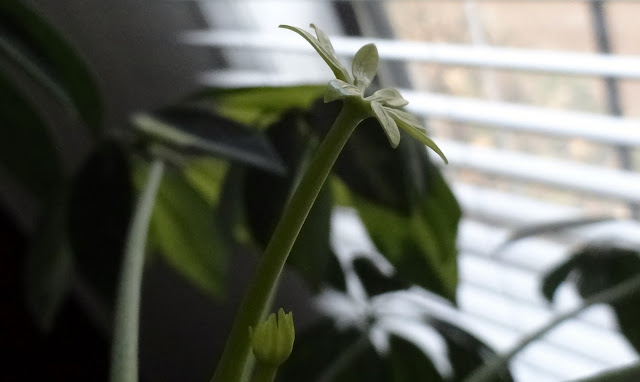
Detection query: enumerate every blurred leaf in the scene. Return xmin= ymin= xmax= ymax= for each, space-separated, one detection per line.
xmin=428 ymin=317 xmax=514 ymax=382
xmin=182 ymin=157 xmax=228 ymax=206
xmin=541 ymin=253 xmax=584 ymax=302
xmin=138 ymin=164 xmax=226 ymax=299
xmin=190 ymin=85 xmax=325 ymax=127
xmin=324 ymin=250 xmax=347 ymax=291
xmin=311 ymin=100 xmax=460 ymax=299
xmin=352 ymin=256 xmax=407 ymax=297
xmin=243 ymin=111 xmax=332 ymax=290
xmin=278 ymin=320 xmax=368 ymax=381
xmin=345 ymin=137 xmax=459 ymax=301
xmin=25 ymin=192 xmax=72 ymax=331
xmin=0 ymin=73 xmax=61 ymax=200
xmin=332 ymin=116 xmax=412 ymax=213
xmin=133 ymin=107 xmax=284 ymax=174
xmin=288 ymin=184 xmax=333 ymax=288
xmin=0 ymin=0 xmax=101 ymax=131
xmin=385 ymin=335 xmax=444 ymax=382
xmin=574 ymin=246 xmax=640 ymax=353
xmin=494 ymin=216 xmax=614 ymax=256
xmin=68 ymin=141 xmax=133 ymax=307
xmin=280 ymin=320 xmax=444 ymax=382
xmin=542 ymin=245 xmax=640 ymax=353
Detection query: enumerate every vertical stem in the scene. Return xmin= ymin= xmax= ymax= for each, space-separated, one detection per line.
xmin=110 ymin=159 xmax=165 ymax=382
xmin=211 ymin=100 xmax=366 ymax=382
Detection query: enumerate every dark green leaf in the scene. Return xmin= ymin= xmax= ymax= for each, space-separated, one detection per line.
xmin=190 ymin=85 xmax=325 ymax=127
xmin=428 ymin=317 xmax=514 ymax=382
xmin=352 ymin=256 xmax=407 ymax=297
xmin=25 ymin=191 xmax=72 ymax=331
xmin=288 ymin=183 xmax=333 ymax=288
xmin=278 ymin=320 xmax=371 ymax=381
xmin=324 ymin=250 xmax=348 ymax=291
xmin=386 ymin=335 xmax=444 ymax=382
xmin=68 ymin=141 xmax=133 ymax=307
xmin=138 ymin=164 xmax=227 ymax=299
xmin=573 ymin=246 xmax=640 ymax=353
xmin=328 ymin=113 xmax=412 ymax=213
xmin=0 ymin=72 xmax=61 ymax=200
xmin=354 ymin=196 xmax=457 ymax=301
xmin=0 ymin=0 xmax=101 ymax=131
xmin=312 ymin=100 xmax=460 ymax=300
xmin=542 ymin=245 xmax=640 ymax=353
xmin=352 ymin=43 xmax=379 ymax=91
xmin=541 ymin=253 xmax=585 ymax=302
xmin=133 ymin=106 xmax=285 ymax=174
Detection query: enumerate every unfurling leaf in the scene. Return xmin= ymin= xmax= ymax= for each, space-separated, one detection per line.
xmin=352 ymin=43 xmax=379 ymax=91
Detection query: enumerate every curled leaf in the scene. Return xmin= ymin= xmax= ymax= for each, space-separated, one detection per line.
xmin=324 ymin=79 xmax=360 ymax=103
xmin=366 ymin=88 xmax=409 ymax=108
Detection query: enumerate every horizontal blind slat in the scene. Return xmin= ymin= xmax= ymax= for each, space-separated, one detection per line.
xmin=197 ymin=69 xmax=640 ymax=147
xmin=439 ymin=139 xmax=640 ymax=203
xmin=183 ymin=30 xmax=640 ymax=79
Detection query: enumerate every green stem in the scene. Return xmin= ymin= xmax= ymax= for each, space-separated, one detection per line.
xmin=250 ymin=364 xmax=278 ymax=382
xmin=464 ymin=273 xmax=640 ymax=382
xmin=211 ymin=99 xmax=366 ymax=382
xmin=109 ymin=159 xmax=165 ymax=382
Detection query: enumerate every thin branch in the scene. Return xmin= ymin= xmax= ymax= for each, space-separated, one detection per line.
xmin=464 ymin=273 xmax=640 ymax=382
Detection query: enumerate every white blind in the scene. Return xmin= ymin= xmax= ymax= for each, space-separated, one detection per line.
xmin=182 ymin=1 xmax=640 ymax=381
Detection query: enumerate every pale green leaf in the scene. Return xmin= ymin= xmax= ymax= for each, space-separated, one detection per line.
xmin=366 ymin=88 xmax=409 ymax=108
xmin=352 ymin=43 xmax=379 ymax=91
xmin=279 ymin=24 xmax=351 ymax=83
xmin=386 ymin=108 xmax=448 ymax=164
xmin=324 ymin=79 xmax=360 ymax=103
xmin=310 ymin=23 xmax=337 ymax=56
xmin=371 ymin=101 xmax=400 ymax=148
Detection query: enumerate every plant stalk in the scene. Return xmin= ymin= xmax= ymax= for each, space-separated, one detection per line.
xmin=210 ymin=99 xmax=366 ymax=382
xmin=464 ymin=273 xmax=640 ymax=382
xmin=110 ymin=159 xmax=165 ymax=382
